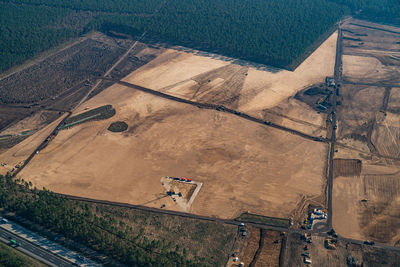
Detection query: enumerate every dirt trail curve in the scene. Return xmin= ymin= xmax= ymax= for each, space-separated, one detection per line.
xmin=101 ymin=77 xmax=329 ymax=143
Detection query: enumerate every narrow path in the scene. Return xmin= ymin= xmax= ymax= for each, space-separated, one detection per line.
xmin=73 ymin=32 xmax=147 ymax=111
xmin=342 ymin=80 xmax=400 ymax=88
xmin=350 ymin=23 xmax=400 ymax=35
xmin=102 ymin=78 xmax=329 ymax=143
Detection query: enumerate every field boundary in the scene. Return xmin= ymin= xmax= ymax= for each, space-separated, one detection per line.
xmin=235 ymin=213 xmax=290 ymax=228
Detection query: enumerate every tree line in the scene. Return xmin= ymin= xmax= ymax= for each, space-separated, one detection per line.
xmin=0 ymin=173 xmax=202 ymax=266
xmin=0 ymin=3 xmax=79 ymax=72
xmin=1 ymin=0 xmax=399 ymax=72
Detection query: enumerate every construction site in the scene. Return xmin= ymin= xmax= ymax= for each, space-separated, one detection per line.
xmin=0 ymin=15 xmax=399 ymax=266
xmin=0 ymin=28 xmax=337 ymax=221
xmin=333 ymin=19 xmax=400 ymax=246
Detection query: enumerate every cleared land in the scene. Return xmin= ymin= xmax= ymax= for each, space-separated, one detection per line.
xmin=0 ymin=31 xmax=340 ymax=220
xmin=333 ymin=19 xmax=400 ymax=245
xmin=17 ymin=91 xmax=327 ymax=219
xmin=0 ymin=32 xmax=159 ymax=152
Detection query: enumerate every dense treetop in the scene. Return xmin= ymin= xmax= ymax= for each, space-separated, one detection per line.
xmin=0 ymin=0 xmax=399 ymax=72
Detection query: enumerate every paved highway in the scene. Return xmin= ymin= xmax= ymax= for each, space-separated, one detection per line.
xmin=0 ymin=227 xmax=74 ymax=267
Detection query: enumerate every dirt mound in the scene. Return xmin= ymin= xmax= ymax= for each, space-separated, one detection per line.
xmin=107 ymin=121 xmax=128 ymax=132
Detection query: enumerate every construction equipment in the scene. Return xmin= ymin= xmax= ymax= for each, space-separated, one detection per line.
xmin=167 ymin=189 xmax=176 ymax=196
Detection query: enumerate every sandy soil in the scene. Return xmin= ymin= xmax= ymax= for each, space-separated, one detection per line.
xmin=342 ymin=55 xmax=400 ymax=84
xmin=16 ymin=81 xmax=327 ymax=219
xmin=261 ymin=97 xmax=327 ymax=137
xmin=122 ymin=32 xmax=338 ymax=114
xmin=333 ymin=166 xmax=400 ymax=245
xmin=0 ymin=27 xmax=339 ymax=220
xmin=333 ymin=20 xmax=400 ymax=245
xmin=0 ymin=114 xmax=67 ymax=174
xmin=1 ymin=110 xmax=60 ymax=136
xmin=333 ymin=176 xmax=363 ymax=241
xmin=240 ymin=31 xmax=337 ymax=112
xmin=388 ymin=87 xmax=400 ymax=112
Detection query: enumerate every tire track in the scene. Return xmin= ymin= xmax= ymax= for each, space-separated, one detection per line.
xmin=101 ymin=77 xmax=329 ymax=143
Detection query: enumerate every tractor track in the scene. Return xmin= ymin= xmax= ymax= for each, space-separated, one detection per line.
xmin=101 ymin=77 xmax=329 ymax=143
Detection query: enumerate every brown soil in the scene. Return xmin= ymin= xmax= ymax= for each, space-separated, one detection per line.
xmin=333 ymin=159 xmax=362 ymax=178
xmin=170 ymin=180 xmax=197 ymax=199
xmin=240 ymin=227 xmax=260 ymax=267
xmin=333 ymin=18 xmax=400 ymax=246
xmin=253 ymin=231 xmax=281 ymax=267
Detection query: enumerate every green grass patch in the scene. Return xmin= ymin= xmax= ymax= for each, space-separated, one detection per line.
xmin=235 ymin=212 xmax=290 ymax=228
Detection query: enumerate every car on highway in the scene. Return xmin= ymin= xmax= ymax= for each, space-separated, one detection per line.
xmin=9 ymin=239 xmax=21 ymax=247
xmin=364 ymin=240 xmax=375 ymax=245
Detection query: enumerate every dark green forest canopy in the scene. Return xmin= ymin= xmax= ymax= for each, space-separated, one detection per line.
xmin=0 ymin=3 xmax=77 ymax=72
xmin=330 ymin=0 xmax=400 ymax=24
xmin=0 ymin=0 xmax=399 ymax=72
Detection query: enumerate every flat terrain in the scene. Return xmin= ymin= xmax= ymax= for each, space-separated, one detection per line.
xmin=333 ymin=19 xmax=400 ymax=245
xmin=17 ymin=89 xmax=327 ymax=219
xmin=0 ymin=30 xmax=339 ymax=221
xmin=0 ymin=32 xmax=159 ymax=152
xmin=283 ymin=232 xmax=400 ymax=267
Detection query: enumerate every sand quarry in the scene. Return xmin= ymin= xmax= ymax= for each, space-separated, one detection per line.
xmin=0 ymin=31 xmax=338 ymax=219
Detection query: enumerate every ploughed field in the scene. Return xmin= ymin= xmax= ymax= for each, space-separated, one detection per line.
xmin=333 ymin=19 xmax=400 ymax=245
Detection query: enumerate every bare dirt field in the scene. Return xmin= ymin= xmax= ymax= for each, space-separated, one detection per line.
xmin=342 ymin=20 xmax=400 ymax=86
xmin=0 ymin=29 xmax=342 ymax=221
xmin=0 ymin=32 xmax=159 ymax=151
xmin=114 ymin=31 xmax=338 ymax=135
xmin=333 ymin=19 xmax=400 ymax=246
xmin=16 ymin=85 xmax=327 ymax=219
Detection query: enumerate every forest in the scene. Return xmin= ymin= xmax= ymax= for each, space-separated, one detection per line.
xmin=0 ymin=173 xmax=202 ymax=266
xmin=0 ymin=0 xmax=399 ymax=72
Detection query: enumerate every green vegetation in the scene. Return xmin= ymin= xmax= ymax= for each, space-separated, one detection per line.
xmin=330 ymin=0 xmax=400 ymax=25
xmin=107 ymin=121 xmax=128 ymax=132
xmin=0 ymin=241 xmax=46 ymax=267
xmin=1 ymin=0 xmax=399 ymax=72
xmin=0 ymin=3 xmax=79 ymax=72
xmin=90 ymin=0 xmax=347 ymax=69
xmin=2 ymin=0 xmax=162 ymax=14
xmin=60 ymin=105 xmax=115 ymax=129
xmin=235 ymin=213 xmax=290 ymax=228
xmin=0 ymin=173 xmax=237 ymax=266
